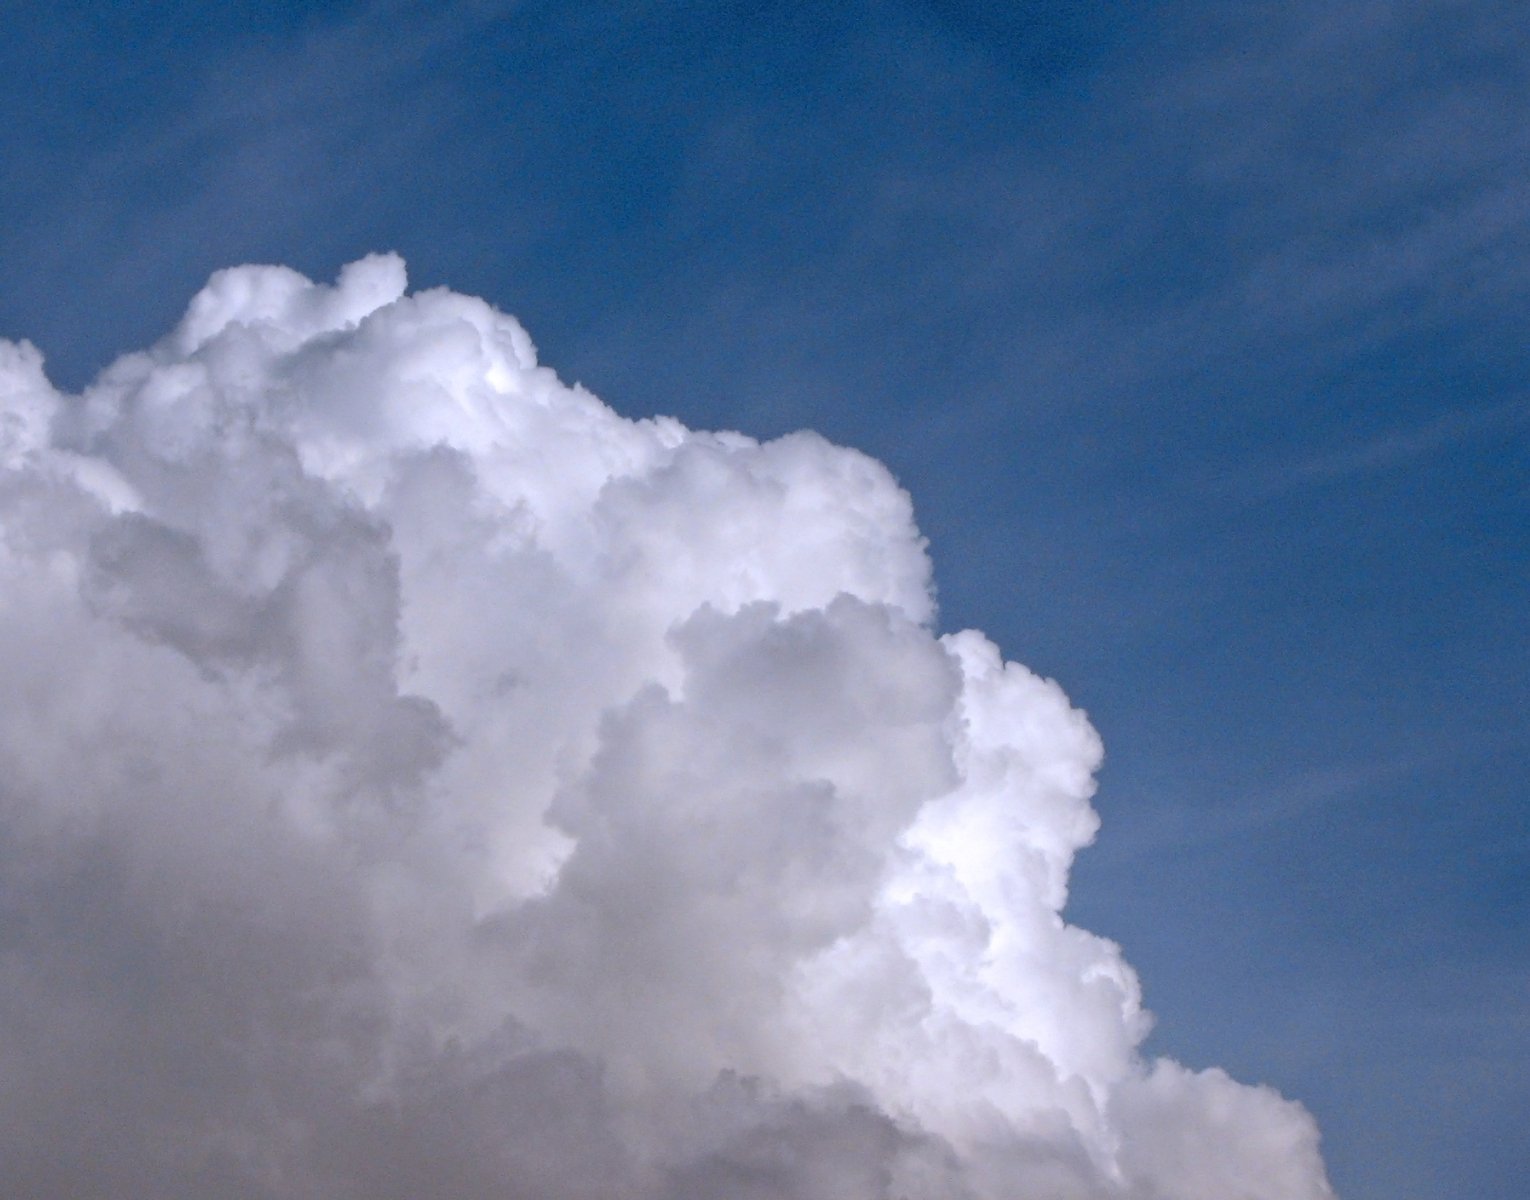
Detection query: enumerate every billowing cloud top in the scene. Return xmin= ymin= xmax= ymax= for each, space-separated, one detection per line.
xmin=0 ymin=256 xmax=1332 ymax=1199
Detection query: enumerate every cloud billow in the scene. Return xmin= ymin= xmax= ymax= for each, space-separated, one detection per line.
xmin=0 ymin=256 xmax=1332 ymax=1199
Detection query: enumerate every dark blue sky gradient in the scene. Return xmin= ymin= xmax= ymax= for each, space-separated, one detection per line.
xmin=3 ymin=3 xmax=1526 ymax=1197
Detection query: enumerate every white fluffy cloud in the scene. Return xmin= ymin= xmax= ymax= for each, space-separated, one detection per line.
xmin=0 ymin=256 xmax=1333 ymax=1198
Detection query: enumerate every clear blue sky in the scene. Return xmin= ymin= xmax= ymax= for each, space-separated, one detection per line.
xmin=3 ymin=3 xmax=1525 ymax=1197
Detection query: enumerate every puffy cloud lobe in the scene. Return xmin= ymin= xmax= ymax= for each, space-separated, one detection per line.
xmin=0 ymin=256 xmax=1333 ymax=1198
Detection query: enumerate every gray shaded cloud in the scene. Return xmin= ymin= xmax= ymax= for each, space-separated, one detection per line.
xmin=0 ymin=258 xmax=1332 ymax=1197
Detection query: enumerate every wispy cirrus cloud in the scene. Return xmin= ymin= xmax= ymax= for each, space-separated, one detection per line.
xmin=1224 ymin=396 xmax=1530 ymax=498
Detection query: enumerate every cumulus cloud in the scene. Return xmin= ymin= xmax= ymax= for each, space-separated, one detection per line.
xmin=0 ymin=256 xmax=1333 ymax=1198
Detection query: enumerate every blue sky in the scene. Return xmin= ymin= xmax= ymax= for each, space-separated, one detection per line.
xmin=3 ymin=2 xmax=1526 ymax=1196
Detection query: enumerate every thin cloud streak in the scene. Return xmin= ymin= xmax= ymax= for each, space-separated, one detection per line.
xmin=1224 ymin=396 xmax=1530 ymax=498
